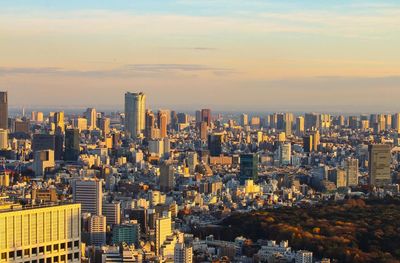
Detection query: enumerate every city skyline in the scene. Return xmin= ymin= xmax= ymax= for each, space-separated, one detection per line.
xmin=1 ymin=0 xmax=400 ymax=111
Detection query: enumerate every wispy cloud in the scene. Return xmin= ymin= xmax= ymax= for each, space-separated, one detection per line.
xmin=0 ymin=64 xmax=236 ymax=77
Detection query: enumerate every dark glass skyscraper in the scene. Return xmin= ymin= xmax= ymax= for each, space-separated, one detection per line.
xmin=239 ymin=153 xmax=258 ymax=184
xmin=64 ymin=128 xmax=80 ymax=161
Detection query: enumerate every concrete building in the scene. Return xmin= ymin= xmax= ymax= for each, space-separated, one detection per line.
xmin=33 ymin=150 xmax=55 ymax=178
xmin=72 ymin=178 xmax=103 ymax=215
xmin=125 ymin=92 xmax=146 ymax=138
xmin=0 ymin=203 xmax=81 ymax=262
xmin=368 ymin=144 xmax=392 ymax=186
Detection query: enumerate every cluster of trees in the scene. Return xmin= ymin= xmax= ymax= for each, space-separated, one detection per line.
xmin=200 ymin=197 xmax=400 ymax=262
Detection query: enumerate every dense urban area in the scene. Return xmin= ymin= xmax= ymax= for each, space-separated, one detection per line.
xmin=0 ymin=91 xmax=399 ymax=263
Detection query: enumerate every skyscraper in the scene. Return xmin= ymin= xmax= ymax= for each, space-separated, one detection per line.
xmin=368 ymin=144 xmax=392 ymax=186
xmin=239 ymin=153 xmax=258 ymax=184
xmin=145 ymin=110 xmax=155 ymax=139
xmin=296 ymin=116 xmax=305 ymax=136
xmin=85 ymin=108 xmax=97 ymax=130
xmin=72 ymin=178 xmax=103 ymax=215
xmin=125 ymin=92 xmax=146 ymax=138
xmin=158 ymin=110 xmax=168 ymax=138
xmin=345 ymin=157 xmax=359 ymax=187
xmin=208 ymin=133 xmax=223 ymax=156
xmin=159 ymin=161 xmax=174 ymax=193
xmin=64 ymin=128 xmax=80 ymax=161
xmin=88 ymin=215 xmax=107 ymax=246
xmin=0 ymin=202 xmax=81 ymax=262
xmin=240 ymin=113 xmax=248 ymax=127
xmin=54 ymin=111 xmax=65 ymax=133
xmin=0 ymin=91 xmax=7 ymax=130
xmin=284 ymin=113 xmax=293 ymax=136
xmin=201 ymin=109 xmax=212 ymax=126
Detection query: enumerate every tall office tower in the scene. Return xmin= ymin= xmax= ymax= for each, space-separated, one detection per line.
xmin=174 ymin=243 xmax=193 ymax=263
xmin=125 ymin=92 xmax=146 ymax=138
xmin=159 ymin=161 xmax=174 ymax=193
xmin=313 ymin=130 xmax=320 ymax=151
xmin=377 ymin=114 xmax=386 ymax=132
xmin=0 ymin=203 xmax=81 ymax=263
xmin=303 ymin=135 xmax=313 ymax=153
xmin=0 ymin=91 xmax=7 ymax=130
xmin=72 ymin=178 xmax=103 ymax=215
xmin=345 ymin=157 xmax=359 ymax=187
xmin=155 ymin=212 xmax=172 ymax=255
xmin=102 ymin=201 xmax=121 ymax=227
xmin=195 ymin=110 xmax=201 ymax=123
xmin=296 ymin=116 xmax=305 ymax=136
xmin=320 ymin=114 xmax=331 ymax=130
xmin=338 ymin=115 xmax=345 ymax=127
xmin=393 ymin=113 xmax=400 ymax=131
xmin=73 ymin=117 xmax=88 ymax=132
xmin=170 ymin=110 xmax=178 ymax=130
xmin=208 ymin=133 xmax=223 ymax=156
xmin=145 ymin=110 xmax=155 ymax=139
xmin=36 ymin=112 xmax=44 ymax=122
xmin=279 ymin=142 xmax=291 ymax=165
xmin=0 ymin=129 xmax=7 ymax=149
xmin=240 ymin=113 xmax=248 ymax=127
xmin=250 ymin=116 xmax=261 ymax=129
xmin=158 ymin=110 xmax=168 ymax=138
xmin=186 ymin=151 xmax=198 ymax=174
xmin=361 ymin=120 xmax=370 ymax=130
xmin=65 ymin=128 xmax=80 ymax=161
xmin=99 ymin=117 xmax=110 ymax=136
xmin=328 ymin=168 xmax=347 ymax=187
xmin=269 ymin=113 xmax=278 ymax=129
xmin=368 ymin=144 xmax=392 ymax=186
xmin=284 ymin=113 xmax=293 ymax=135
xmin=385 ymin=114 xmax=392 ymax=130
xmin=239 ymin=153 xmax=258 ymax=184
xmin=31 ymin=111 xmax=37 ymax=121
xmin=33 ymin=150 xmax=55 ymax=177
xmin=201 ymin=109 xmax=212 ymax=126
xmin=348 ymin=116 xmax=359 ymax=129
xmin=177 ymin=113 xmax=188 ymax=124
xmin=276 ymin=113 xmax=285 ymax=130
xmin=85 ymin=108 xmax=97 ymax=130
xmin=54 ymin=111 xmax=65 ymax=133
xmin=88 ymin=215 xmax=107 ymax=246
xmin=304 ymin=113 xmax=319 ymax=131
xmin=200 ymin=122 xmax=208 ymax=140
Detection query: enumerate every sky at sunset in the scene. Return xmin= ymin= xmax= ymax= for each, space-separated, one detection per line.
xmin=1 ymin=0 xmax=400 ymax=112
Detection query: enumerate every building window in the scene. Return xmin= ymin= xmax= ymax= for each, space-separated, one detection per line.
xmin=60 ymin=243 xmax=66 ymax=250
xmin=8 ymin=251 xmax=14 ymax=259
xmin=67 ymin=254 xmax=72 ymax=260
xmin=67 ymin=242 xmax=72 ymax=249
xmin=39 ymin=246 xmax=44 ymax=254
xmin=53 ymin=244 xmax=59 ymax=251
xmin=53 ymin=256 xmax=59 ymax=262
xmin=46 ymin=258 xmax=51 ymax=263
xmin=1 ymin=253 xmax=6 ymax=259
xmin=74 ymin=240 xmax=79 ymax=248
xmin=46 ymin=245 xmax=51 ymax=252
xmin=17 ymin=250 xmax=22 ymax=258
xmin=74 ymin=252 xmax=79 ymax=259
xmin=39 ymin=259 xmax=45 ymax=263
xmin=32 ymin=247 xmax=38 ymax=255
xmin=61 ymin=255 xmax=66 ymax=261
xmin=24 ymin=249 xmax=30 ymax=257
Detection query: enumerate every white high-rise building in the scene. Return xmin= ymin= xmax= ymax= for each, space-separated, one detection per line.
xmin=0 ymin=203 xmax=81 ymax=262
xmin=72 ymin=178 xmax=103 ymax=215
xmin=85 ymin=108 xmax=97 ymax=130
xmin=125 ymin=92 xmax=146 ymax=138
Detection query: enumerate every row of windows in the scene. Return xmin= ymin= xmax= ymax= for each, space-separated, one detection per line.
xmin=1 ymin=240 xmax=79 ymax=260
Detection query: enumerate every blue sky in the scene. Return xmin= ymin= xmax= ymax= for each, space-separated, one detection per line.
xmin=1 ymin=0 xmax=400 ymax=111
